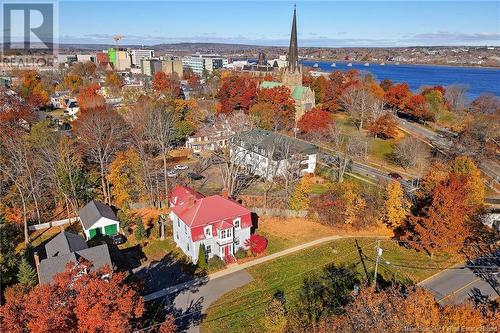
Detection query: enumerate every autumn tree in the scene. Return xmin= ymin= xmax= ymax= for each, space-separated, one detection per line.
xmin=152 ymin=72 xmax=181 ymax=98
xmin=108 ymin=148 xmax=145 ymax=208
xmin=249 ymin=85 xmax=296 ymax=130
xmin=323 ymin=70 xmax=359 ymax=112
xmin=63 ymin=74 xmax=83 ymax=93
xmin=77 ymin=82 xmax=105 ymax=112
xmin=341 ymin=83 xmax=382 ymax=131
xmin=319 ymin=286 xmax=495 ymax=333
xmin=298 ymin=107 xmax=333 ymax=135
xmin=470 ymin=93 xmax=500 ymax=114
xmin=368 ymin=113 xmax=398 ymax=139
xmin=217 ymin=75 xmax=257 ymax=114
xmin=290 ymin=175 xmax=314 ymax=210
xmin=393 ymin=137 xmax=426 ymax=170
xmin=263 ymin=298 xmax=287 ymax=333
xmin=379 ymin=78 xmax=393 ymax=92
xmin=0 ymin=262 xmax=144 ymax=333
xmin=70 ymin=61 xmax=97 ymax=80
xmin=406 ymin=94 xmax=433 ymax=121
xmin=382 ymin=181 xmax=410 ymax=229
xmin=384 ymin=83 xmax=411 ymax=111
xmin=14 ymin=70 xmax=49 ymax=108
xmin=311 ymin=75 xmax=328 ymax=104
xmin=159 ymin=315 xmax=177 ymax=333
xmin=0 ymin=87 xmax=37 ymax=133
xmin=105 ymin=71 xmax=124 ymax=96
xmin=73 ymin=106 xmax=129 ymax=204
xmin=445 ymin=84 xmax=468 ymax=112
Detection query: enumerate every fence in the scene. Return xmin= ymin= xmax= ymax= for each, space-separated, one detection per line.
xmin=28 ymin=217 xmax=80 ymax=231
xmin=251 ymin=207 xmax=308 ymax=218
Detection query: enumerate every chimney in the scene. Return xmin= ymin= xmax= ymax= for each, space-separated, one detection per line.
xmin=221 ymin=189 xmax=229 ymax=199
xmin=33 ymin=252 xmax=41 ymax=283
xmin=188 ymin=195 xmax=195 ymax=206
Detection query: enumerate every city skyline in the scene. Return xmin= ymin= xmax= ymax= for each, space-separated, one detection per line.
xmin=55 ymin=1 xmax=500 ymax=47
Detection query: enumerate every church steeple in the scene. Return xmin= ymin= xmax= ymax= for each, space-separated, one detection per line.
xmin=287 ymin=5 xmax=299 ymax=73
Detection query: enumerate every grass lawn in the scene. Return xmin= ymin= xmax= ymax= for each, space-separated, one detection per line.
xmin=368 ymin=137 xmax=395 ymax=161
xmin=119 ymin=234 xmax=184 ymax=263
xmin=201 ymin=238 xmax=460 ymax=333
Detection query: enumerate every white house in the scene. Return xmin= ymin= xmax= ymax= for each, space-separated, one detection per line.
xmin=169 ymin=186 xmax=252 ymax=263
xmin=65 ymin=99 xmax=79 ymax=116
xmin=78 ymin=200 xmax=120 ymax=240
xmin=230 ymin=129 xmax=318 ymax=180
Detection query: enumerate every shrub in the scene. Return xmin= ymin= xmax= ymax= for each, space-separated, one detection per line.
xmin=207 ymin=255 xmax=225 ymax=271
xmin=134 ymin=218 xmax=147 ymax=241
xmin=117 ymin=210 xmax=132 ymax=235
xmin=244 ymin=234 xmax=268 ymax=256
xmin=197 ymin=245 xmax=207 ymax=269
xmin=235 ymin=248 xmax=247 ymax=260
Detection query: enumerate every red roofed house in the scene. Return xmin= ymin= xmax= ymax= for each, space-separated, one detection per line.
xmin=169 ymin=186 xmax=252 ymax=263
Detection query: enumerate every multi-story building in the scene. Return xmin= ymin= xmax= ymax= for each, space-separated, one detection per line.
xmin=161 ymin=56 xmax=183 ymax=79
xmin=169 ymin=186 xmax=252 ymax=263
xmin=131 ymin=49 xmax=154 ymax=67
xmin=182 ymin=54 xmax=225 ymax=75
xmin=230 ymin=129 xmax=318 ymax=180
xmin=141 ymin=58 xmax=162 ymax=76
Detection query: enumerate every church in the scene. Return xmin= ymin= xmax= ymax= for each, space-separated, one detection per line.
xmin=260 ymin=7 xmax=315 ymax=120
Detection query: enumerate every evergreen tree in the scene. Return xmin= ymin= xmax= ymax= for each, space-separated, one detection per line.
xmin=17 ymin=256 xmax=37 ymax=288
xmin=197 ymin=245 xmax=207 ymax=269
xmin=134 ymin=219 xmax=146 ymax=242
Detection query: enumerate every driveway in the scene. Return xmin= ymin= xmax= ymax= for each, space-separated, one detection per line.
xmin=172 ymin=270 xmax=253 ymax=333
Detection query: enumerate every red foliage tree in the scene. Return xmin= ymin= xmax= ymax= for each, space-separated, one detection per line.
xmin=251 ymin=85 xmax=296 ymax=130
xmin=384 ymin=83 xmax=411 ymax=110
xmin=0 ymin=88 xmax=37 ymax=133
xmin=245 ymin=234 xmax=268 ymax=255
xmin=298 ymin=107 xmax=333 ymax=134
xmin=0 ymin=262 xmax=144 ymax=333
xmin=217 ymin=75 xmax=257 ymax=114
xmin=77 ymin=82 xmax=105 ymax=112
xmin=406 ymin=94 xmax=433 ymax=121
xmin=323 ymin=70 xmax=360 ymax=112
xmin=368 ymin=113 xmax=398 ymax=139
xmin=152 ymin=72 xmax=181 ymax=97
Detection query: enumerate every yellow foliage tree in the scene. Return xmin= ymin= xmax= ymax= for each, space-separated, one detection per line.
xmin=382 ymin=181 xmax=410 ymax=228
xmin=108 ymin=148 xmax=144 ymax=208
xmin=290 ymin=175 xmax=314 ymax=210
xmin=340 ymin=181 xmax=366 ymax=224
xmin=450 ymin=156 xmax=485 ymax=209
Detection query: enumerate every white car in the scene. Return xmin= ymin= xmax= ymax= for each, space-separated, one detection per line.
xmin=174 ymin=164 xmax=188 ymax=170
xmin=167 ymin=171 xmax=177 ymax=178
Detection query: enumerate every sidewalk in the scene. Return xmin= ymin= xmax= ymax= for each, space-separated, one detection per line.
xmin=144 ymin=234 xmax=387 ymax=302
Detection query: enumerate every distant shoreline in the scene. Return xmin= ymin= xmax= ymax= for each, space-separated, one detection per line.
xmin=302 ymin=60 xmax=500 ymax=70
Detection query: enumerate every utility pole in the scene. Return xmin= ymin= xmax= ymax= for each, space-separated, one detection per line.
xmin=373 ymin=240 xmax=382 ymax=287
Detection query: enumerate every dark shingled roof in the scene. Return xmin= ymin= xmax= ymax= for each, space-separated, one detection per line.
xmin=38 ymin=235 xmax=113 ymax=285
xmin=78 ymin=200 xmax=118 ymax=230
xmin=45 ymin=231 xmax=88 ymax=257
xmin=232 ymin=129 xmax=318 ymax=160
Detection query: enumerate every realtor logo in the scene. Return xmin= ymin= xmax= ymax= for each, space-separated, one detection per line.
xmin=2 ymin=1 xmax=56 ymax=52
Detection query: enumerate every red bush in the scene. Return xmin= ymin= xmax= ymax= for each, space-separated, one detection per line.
xmin=244 ymin=234 xmax=268 ymax=255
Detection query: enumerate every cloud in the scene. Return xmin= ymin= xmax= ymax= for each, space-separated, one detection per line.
xmin=58 ymin=31 xmax=500 ymax=47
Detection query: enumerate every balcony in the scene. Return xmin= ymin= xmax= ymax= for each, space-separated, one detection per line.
xmin=217 ymin=236 xmax=233 ymax=246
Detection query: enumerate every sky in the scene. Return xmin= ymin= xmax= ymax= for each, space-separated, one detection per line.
xmin=51 ymin=1 xmax=500 ymax=47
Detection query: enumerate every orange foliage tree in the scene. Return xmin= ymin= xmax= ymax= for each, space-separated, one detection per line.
xmin=77 ymin=82 xmax=105 ymax=112
xmin=401 ymin=156 xmax=485 ymax=254
xmin=250 ymin=85 xmax=296 ymax=130
xmin=319 ymin=286 xmax=497 ymax=332
xmin=384 ymin=83 xmax=411 ymax=110
xmin=0 ymin=262 xmax=144 ymax=333
xmin=15 ymin=70 xmax=49 ymax=108
xmin=298 ymin=107 xmax=333 ymax=135
xmin=152 ymin=72 xmax=181 ymax=97
xmin=406 ymin=94 xmax=433 ymax=121
xmin=368 ymin=113 xmax=398 ymax=139
xmin=217 ymin=75 xmax=257 ymax=114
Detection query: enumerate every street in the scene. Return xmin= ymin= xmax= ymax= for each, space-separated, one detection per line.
xmin=419 ymin=251 xmax=500 ymax=305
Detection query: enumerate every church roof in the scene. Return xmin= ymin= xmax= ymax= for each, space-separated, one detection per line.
xmin=260 ymin=81 xmax=311 ymax=102
xmin=287 ymin=6 xmax=299 ymax=73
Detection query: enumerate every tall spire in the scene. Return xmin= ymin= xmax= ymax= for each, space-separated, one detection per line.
xmin=287 ymin=5 xmax=299 ymax=73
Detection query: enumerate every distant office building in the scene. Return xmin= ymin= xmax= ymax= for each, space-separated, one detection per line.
xmin=76 ymin=54 xmax=96 ymax=63
xmin=182 ymin=55 xmax=225 ymax=75
xmin=161 ymin=57 xmax=183 ymax=79
xmin=141 ymin=58 xmax=162 ymax=76
xmin=57 ymin=54 xmax=77 ymax=64
xmin=131 ymin=49 xmax=154 ymax=67
xmin=115 ymin=50 xmax=132 ymax=71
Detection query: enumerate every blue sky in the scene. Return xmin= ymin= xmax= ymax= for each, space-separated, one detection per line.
xmin=57 ymin=1 xmax=499 ymax=46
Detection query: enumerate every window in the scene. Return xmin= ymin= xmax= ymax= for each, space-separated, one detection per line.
xmin=177 ymin=219 xmax=180 ymax=227
xmin=204 ymin=226 xmax=212 ymax=238
xmin=234 ymin=218 xmax=241 ymax=230
xmin=184 ymin=224 xmax=187 ymax=234
xmin=220 ymin=230 xmax=226 ymax=239
xmin=187 ymin=243 xmax=190 ymax=252
xmin=227 ymin=228 xmax=232 ymax=238
xmin=234 ymin=237 xmax=239 ymax=246
xmin=176 ymin=232 xmax=179 ymax=240
xmin=206 ymin=245 xmax=211 ymax=255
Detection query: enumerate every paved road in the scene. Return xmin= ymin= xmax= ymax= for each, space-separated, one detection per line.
xmin=172 ymin=270 xmax=253 ymax=333
xmin=419 ymin=251 xmax=500 ymax=305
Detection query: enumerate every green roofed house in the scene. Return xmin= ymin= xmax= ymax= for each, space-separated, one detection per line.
xmin=79 ymin=200 xmax=120 ymax=240
xmin=260 ymin=7 xmax=315 ymax=120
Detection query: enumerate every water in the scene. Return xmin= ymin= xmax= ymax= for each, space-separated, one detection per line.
xmin=302 ymin=60 xmax=500 ymax=100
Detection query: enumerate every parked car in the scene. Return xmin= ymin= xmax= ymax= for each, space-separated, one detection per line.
xmin=109 ymin=234 xmax=127 ymax=245
xmin=187 ymin=172 xmax=205 ymax=180
xmin=175 ymin=164 xmax=188 ymax=170
xmin=388 ymin=172 xmax=403 ymax=180
xmin=167 ymin=170 xmax=178 ymax=178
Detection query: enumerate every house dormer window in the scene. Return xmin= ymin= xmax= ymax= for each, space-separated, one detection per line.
xmin=204 ymin=225 xmax=212 ymax=238
xmin=234 ymin=218 xmax=241 ymax=230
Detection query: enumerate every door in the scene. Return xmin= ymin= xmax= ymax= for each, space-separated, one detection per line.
xmin=89 ymin=227 xmax=101 ymax=239
xmin=104 ymin=224 xmax=118 ymax=236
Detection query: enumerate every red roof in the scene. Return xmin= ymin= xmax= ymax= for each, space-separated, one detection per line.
xmin=170 ymin=186 xmax=252 ymax=241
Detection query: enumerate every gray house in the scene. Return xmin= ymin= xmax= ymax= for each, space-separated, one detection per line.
xmin=79 ymin=200 xmax=120 ymax=240
xmin=35 ymin=231 xmax=113 ymax=284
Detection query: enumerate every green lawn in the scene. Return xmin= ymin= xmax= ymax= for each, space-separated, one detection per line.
xmin=368 ymin=137 xmax=395 ymax=161
xmin=201 ymin=238 xmax=459 ymax=333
